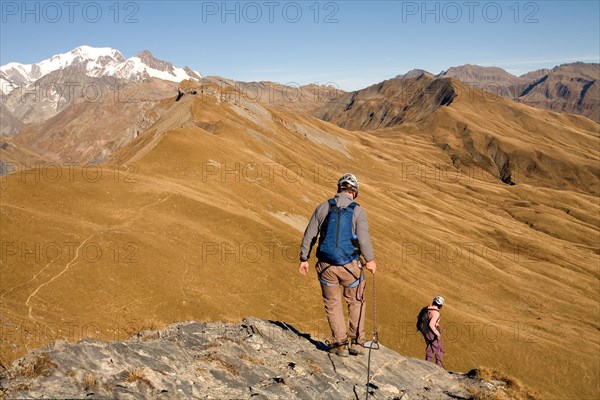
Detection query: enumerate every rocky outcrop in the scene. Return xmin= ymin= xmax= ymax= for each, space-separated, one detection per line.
xmin=0 ymin=103 xmax=23 ymax=136
xmin=137 ymin=51 xmax=176 ymax=75
xmin=437 ymin=63 xmax=600 ymax=121
xmin=0 ymin=318 xmax=505 ymax=399
xmin=517 ymin=62 xmax=600 ymax=122
xmin=395 ymin=69 xmax=434 ymax=80
xmin=313 ymin=75 xmax=458 ymax=131
xmin=398 ymin=63 xmax=600 ymax=121
xmin=439 ymin=64 xmax=526 ymax=99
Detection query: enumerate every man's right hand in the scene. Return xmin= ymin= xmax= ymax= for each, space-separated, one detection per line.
xmin=299 ymin=261 xmax=309 ymax=276
xmin=365 ymin=259 xmax=377 ymax=274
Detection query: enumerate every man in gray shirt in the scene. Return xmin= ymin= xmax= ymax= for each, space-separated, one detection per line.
xmin=299 ymin=173 xmax=377 ymax=357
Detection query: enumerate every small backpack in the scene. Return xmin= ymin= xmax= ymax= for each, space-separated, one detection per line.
xmin=416 ymin=306 xmax=432 ymax=335
xmin=316 ymin=199 xmax=360 ymax=265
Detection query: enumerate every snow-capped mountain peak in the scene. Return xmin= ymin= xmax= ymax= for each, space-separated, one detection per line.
xmin=38 ymin=46 xmax=125 ymax=77
xmin=107 ymin=50 xmax=202 ymax=82
xmin=1 ymin=46 xmax=202 ymax=94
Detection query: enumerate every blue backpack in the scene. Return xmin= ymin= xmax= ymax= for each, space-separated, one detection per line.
xmin=316 ymin=199 xmax=360 ymax=265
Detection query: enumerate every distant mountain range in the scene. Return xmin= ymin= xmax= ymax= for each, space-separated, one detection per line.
xmin=0 ymin=45 xmax=201 ymax=95
xmin=0 ymin=46 xmax=204 ymax=159
xmin=0 ymin=46 xmax=598 ymax=167
xmin=1 ymin=47 xmax=597 ymax=125
xmin=397 ymin=63 xmax=599 ymax=122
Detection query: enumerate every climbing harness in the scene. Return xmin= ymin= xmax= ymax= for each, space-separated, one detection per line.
xmin=317 ymin=263 xmax=365 ymax=288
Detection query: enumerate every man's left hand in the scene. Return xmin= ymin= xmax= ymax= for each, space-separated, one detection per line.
xmin=365 ymin=259 xmax=377 ymax=274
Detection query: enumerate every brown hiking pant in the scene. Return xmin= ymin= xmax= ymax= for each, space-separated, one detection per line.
xmin=316 ymin=259 xmax=366 ymax=344
xmin=424 ymin=331 xmax=444 ymax=367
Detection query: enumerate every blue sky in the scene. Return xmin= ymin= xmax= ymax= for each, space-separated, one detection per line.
xmin=1 ymin=0 xmax=599 ymax=90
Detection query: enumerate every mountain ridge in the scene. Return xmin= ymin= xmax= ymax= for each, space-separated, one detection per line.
xmin=393 ymin=63 xmax=600 ymax=121
xmin=0 ymin=45 xmax=201 ymax=95
xmin=314 ymin=74 xmax=599 ymax=195
xmin=2 ymin=46 xmax=597 ymax=122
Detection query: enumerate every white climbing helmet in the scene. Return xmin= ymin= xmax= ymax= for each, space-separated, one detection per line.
xmin=433 ymin=296 xmax=445 ymax=306
xmin=338 ymin=173 xmax=359 ymax=197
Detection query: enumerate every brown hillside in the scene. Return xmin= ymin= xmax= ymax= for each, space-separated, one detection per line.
xmin=195 ymin=77 xmax=344 ymax=114
xmin=315 ymin=75 xmax=599 ymax=194
xmin=0 ymin=81 xmax=598 ymax=399
xmin=8 ymin=79 xmax=177 ymax=164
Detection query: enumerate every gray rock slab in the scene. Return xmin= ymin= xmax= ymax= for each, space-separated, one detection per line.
xmin=1 ymin=317 xmax=498 ymax=399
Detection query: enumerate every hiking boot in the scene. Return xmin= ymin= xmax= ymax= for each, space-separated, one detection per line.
xmin=349 ymin=340 xmax=366 ymax=356
xmin=328 ymin=341 xmax=350 ymax=357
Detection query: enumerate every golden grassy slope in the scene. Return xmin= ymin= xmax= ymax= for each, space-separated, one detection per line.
xmin=316 ymin=75 xmax=599 ymax=194
xmin=1 ymin=81 xmax=598 ymax=399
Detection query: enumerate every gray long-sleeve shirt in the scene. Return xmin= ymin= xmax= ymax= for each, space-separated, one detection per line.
xmin=300 ymin=192 xmax=375 ymax=262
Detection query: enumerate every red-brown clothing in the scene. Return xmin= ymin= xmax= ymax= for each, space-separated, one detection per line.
xmin=424 ymin=306 xmax=443 ymax=367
